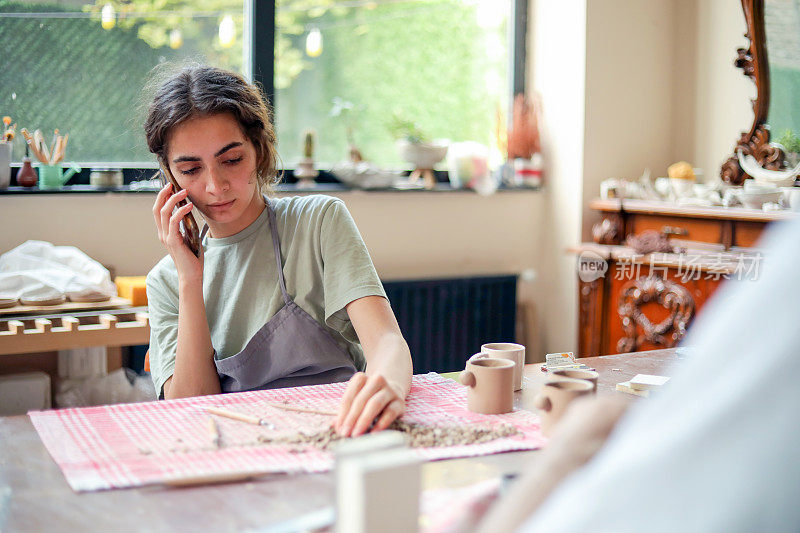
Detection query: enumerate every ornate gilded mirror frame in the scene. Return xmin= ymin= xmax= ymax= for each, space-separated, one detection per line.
xmin=720 ymin=0 xmax=786 ymax=185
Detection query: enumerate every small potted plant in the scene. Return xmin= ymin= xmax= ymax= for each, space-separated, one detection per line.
xmin=776 ymin=130 xmax=800 ymax=168
xmin=389 ymin=113 xmax=448 ymax=189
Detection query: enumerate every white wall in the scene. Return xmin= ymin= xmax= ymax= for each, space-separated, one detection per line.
xmin=0 ymin=190 xmax=546 ymax=357
xmin=528 ymin=0 xmax=586 ymax=356
xmin=692 ymin=0 xmax=753 ymax=180
xmin=583 ymin=0 xmax=679 ymax=238
xmin=526 ymin=0 xmax=752 ymax=356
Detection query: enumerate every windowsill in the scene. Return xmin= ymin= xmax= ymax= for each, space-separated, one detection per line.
xmin=0 ymin=183 xmax=542 ymax=195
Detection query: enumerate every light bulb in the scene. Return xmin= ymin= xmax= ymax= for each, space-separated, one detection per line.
xmin=101 ymin=3 xmax=116 ymax=30
xmin=219 ymin=15 xmax=235 ymax=48
xmin=306 ymin=28 xmax=322 ymax=57
xmin=169 ymin=28 xmax=183 ymax=49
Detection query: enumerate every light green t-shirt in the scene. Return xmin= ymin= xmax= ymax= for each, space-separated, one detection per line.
xmin=145 ymin=194 xmax=387 ymax=397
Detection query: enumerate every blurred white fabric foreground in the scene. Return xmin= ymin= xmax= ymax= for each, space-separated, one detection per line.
xmin=521 ymin=216 xmax=800 ymax=532
xmin=0 ymin=240 xmax=116 ymax=302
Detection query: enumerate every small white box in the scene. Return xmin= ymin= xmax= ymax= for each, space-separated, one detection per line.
xmin=335 ymin=431 xmax=420 ymax=533
xmin=629 ymin=374 xmax=670 ymax=391
xmin=0 ymin=371 xmax=52 ymax=415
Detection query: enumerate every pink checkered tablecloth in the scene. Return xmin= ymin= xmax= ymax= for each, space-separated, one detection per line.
xmin=29 ymin=373 xmax=545 ymax=492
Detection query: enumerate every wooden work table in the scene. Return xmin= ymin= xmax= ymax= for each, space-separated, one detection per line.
xmin=0 ymin=349 xmax=683 ymax=531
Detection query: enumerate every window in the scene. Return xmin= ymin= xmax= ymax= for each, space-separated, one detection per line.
xmin=1 ymin=0 xmax=248 ymax=164
xmin=274 ymin=0 xmax=513 ymax=167
xmin=1 ymin=0 xmax=525 ymax=169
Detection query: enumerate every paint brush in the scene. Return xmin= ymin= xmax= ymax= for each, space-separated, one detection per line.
xmin=206 ymin=406 xmax=275 ymax=428
xmin=21 ymin=129 xmax=47 ymax=163
xmin=50 ymin=129 xmax=58 ymax=163
xmin=34 ymin=129 xmax=50 ymax=163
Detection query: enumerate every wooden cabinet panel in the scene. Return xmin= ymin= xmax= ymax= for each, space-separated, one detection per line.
xmin=735 ymin=221 xmax=767 ymax=248
xmin=579 ymin=199 xmax=789 ymax=357
xmin=604 ymin=264 xmax=723 ymax=355
xmin=629 ymin=214 xmax=724 ymax=244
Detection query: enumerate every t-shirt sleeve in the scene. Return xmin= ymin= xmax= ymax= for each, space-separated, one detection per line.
xmin=319 ymin=199 xmax=387 ymax=342
xmin=145 ymin=267 xmax=179 ymax=399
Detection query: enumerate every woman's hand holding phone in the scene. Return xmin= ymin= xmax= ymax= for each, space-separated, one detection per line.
xmin=153 ymin=182 xmax=204 ymax=284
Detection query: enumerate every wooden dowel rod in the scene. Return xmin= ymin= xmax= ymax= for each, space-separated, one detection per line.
xmin=265 ymin=402 xmax=337 ymax=417
xmin=161 ymin=470 xmax=270 ymax=488
xmin=206 ymin=406 xmax=263 ymax=426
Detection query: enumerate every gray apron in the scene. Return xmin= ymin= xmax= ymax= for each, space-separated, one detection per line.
xmin=211 ymin=201 xmax=358 ymax=392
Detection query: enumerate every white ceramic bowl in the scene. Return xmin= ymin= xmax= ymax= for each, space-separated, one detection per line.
xmin=737 ymin=190 xmax=783 ymax=209
xmin=396 ymin=140 xmax=448 ymax=169
xmin=781 ymin=187 xmax=800 ymax=210
xmin=754 ymin=175 xmax=796 ymax=188
xmin=669 ymin=177 xmax=695 ymax=197
xmin=743 ymin=179 xmax=778 ymax=193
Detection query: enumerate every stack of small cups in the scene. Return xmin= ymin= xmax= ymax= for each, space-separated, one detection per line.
xmin=534 ymin=367 xmax=599 ymax=437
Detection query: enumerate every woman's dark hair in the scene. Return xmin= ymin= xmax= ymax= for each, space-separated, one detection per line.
xmin=144 ymin=64 xmax=280 ymax=191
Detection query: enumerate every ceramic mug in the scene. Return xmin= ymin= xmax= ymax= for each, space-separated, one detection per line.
xmin=479 ymin=343 xmax=525 ymax=391
xmin=533 ymin=379 xmax=594 ymax=437
xmin=459 ymin=356 xmax=515 ymax=414
xmin=38 ymin=163 xmax=81 ymax=189
xmin=547 ymin=369 xmax=599 ymax=393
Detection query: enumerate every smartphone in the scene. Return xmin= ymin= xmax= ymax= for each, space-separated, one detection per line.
xmin=156 ymin=166 xmax=202 ymax=258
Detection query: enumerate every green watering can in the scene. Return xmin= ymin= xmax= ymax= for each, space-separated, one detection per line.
xmin=38 ymin=163 xmax=81 ymax=190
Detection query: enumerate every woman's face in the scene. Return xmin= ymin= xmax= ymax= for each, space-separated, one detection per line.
xmin=166 ymin=112 xmax=263 ymax=236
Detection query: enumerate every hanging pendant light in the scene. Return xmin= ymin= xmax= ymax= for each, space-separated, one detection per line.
xmin=306 ymin=27 xmax=322 ymax=57
xmin=101 ymin=3 xmax=116 ymax=30
xmin=169 ymin=28 xmax=183 ymax=49
xmin=219 ymin=15 xmax=235 ymax=48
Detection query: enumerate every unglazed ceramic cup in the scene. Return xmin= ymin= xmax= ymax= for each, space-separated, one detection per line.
xmin=479 ymin=343 xmax=525 ymax=391
xmin=547 ymin=369 xmax=599 ymax=393
xmin=533 ymin=379 xmax=594 ymax=437
xmin=459 ymin=356 xmax=515 ymax=414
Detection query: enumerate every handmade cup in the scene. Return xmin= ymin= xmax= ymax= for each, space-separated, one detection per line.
xmin=533 ymin=379 xmax=594 ymax=437
xmin=547 ymin=369 xmax=599 ymax=393
xmin=459 ymin=356 xmax=515 ymax=414
xmin=479 ymin=342 xmax=525 ymax=391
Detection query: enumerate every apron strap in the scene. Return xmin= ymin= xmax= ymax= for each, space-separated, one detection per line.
xmin=266 ymin=201 xmax=292 ymax=304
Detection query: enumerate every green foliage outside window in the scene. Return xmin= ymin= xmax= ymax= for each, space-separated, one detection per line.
xmin=1 ymin=0 xmax=507 ymax=166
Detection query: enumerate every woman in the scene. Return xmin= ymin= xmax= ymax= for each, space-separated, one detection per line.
xmin=144 ymin=65 xmax=412 ymax=437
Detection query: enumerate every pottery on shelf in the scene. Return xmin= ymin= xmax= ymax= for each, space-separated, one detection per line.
xmin=397 ymin=139 xmax=448 ymax=189
xmin=294 ymin=158 xmax=318 ymax=188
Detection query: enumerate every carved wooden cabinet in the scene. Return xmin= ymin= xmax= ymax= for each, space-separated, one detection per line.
xmin=577 ymin=198 xmax=793 ymax=357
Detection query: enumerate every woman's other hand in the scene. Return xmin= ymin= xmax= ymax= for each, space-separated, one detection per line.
xmin=334 ymin=372 xmax=406 ymax=437
xmin=153 ymin=183 xmax=203 ymax=283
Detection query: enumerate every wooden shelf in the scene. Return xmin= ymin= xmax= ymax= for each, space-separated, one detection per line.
xmin=0 ymin=309 xmax=149 ymax=356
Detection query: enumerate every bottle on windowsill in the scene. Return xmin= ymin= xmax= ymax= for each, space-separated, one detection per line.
xmin=16 ymin=146 xmax=37 ymax=187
